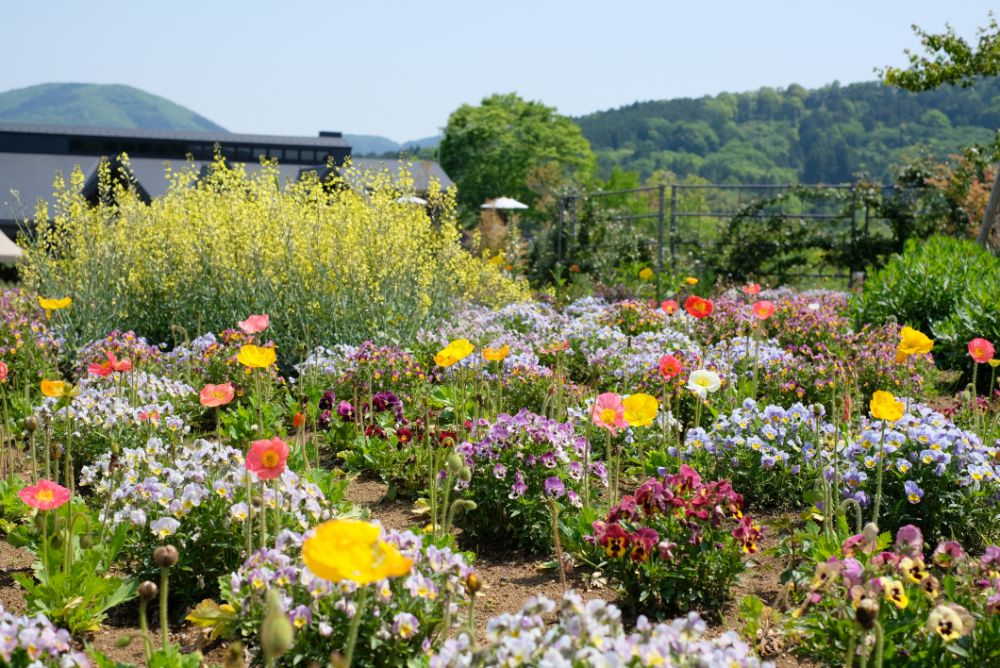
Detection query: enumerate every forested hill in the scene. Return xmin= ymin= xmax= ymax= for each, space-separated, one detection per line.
xmin=575 ymin=79 xmax=1000 ymax=184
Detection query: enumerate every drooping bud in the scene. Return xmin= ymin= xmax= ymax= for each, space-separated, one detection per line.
xmin=154 ymin=544 xmax=179 ymax=568
xmin=138 ymin=580 xmax=159 ymax=600
xmin=464 ymin=573 xmax=481 ymax=596
xmin=862 ymin=522 xmax=879 ymax=544
xmin=856 ymin=597 xmax=879 ymax=630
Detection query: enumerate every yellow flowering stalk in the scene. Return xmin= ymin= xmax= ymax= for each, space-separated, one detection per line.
xmin=237 ymin=345 xmax=276 ymax=369
xmin=20 ymin=159 xmax=528 ymax=354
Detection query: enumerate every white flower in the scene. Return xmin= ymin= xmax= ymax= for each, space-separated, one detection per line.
xmin=807 ymin=302 xmax=820 ymax=311
xmin=686 ymin=369 xmax=721 ymax=398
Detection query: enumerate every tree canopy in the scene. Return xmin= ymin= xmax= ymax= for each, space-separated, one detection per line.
xmin=439 ymin=93 xmax=596 ymax=214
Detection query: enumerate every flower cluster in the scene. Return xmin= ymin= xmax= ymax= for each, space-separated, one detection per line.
xmin=431 ymin=592 xmax=771 ymax=667
xmin=74 ymin=329 xmax=161 ymax=376
xmin=216 ymin=527 xmax=475 ymax=667
xmin=453 ymin=410 xmax=604 ymax=551
xmin=792 ymin=524 xmax=1000 ymax=664
xmin=587 ymin=465 xmax=759 ymax=611
xmin=0 ymin=604 xmax=89 ymax=667
xmin=80 ymin=437 xmax=334 ymax=592
xmin=297 ymin=341 xmax=428 ymax=401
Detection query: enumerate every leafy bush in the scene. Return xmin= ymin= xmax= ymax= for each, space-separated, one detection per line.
xmin=853 ymin=236 xmax=1000 ymax=380
xmin=20 ymin=158 xmax=528 ymax=359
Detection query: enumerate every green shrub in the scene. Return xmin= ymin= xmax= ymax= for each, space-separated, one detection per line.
xmin=853 ymin=236 xmax=1000 ymax=380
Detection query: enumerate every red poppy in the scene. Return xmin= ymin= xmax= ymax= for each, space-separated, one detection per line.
xmin=660 ymin=299 xmax=678 ymax=315
xmin=246 ymin=437 xmax=289 ymax=480
xmin=19 ymin=479 xmax=71 ymax=510
xmin=684 ymin=296 xmax=713 ymax=319
xmin=0 ymin=361 xmax=7 ymax=383
xmin=88 ymin=351 xmax=133 ymax=376
xmin=292 ymin=411 xmax=306 ymax=428
xmin=751 ymin=300 xmax=776 ymax=320
xmin=742 ymin=283 xmax=761 ymax=295
xmin=658 ymin=354 xmax=683 ymax=380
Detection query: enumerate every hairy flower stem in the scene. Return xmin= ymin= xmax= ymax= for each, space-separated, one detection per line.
xmin=871 ymin=422 xmax=887 ymax=529
xmin=159 ymin=567 xmax=170 ymax=648
xmin=343 ymin=587 xmax=369 ymax=668
xmin=872 ymin=621 xmax=884 ymax=668
xmin=549 ymin=500 xmax=567 ymax=593
xmin=604 ymin=431 xmax=613 ymax=508
xmin=139 ymin=599 xmax=153 ymax=662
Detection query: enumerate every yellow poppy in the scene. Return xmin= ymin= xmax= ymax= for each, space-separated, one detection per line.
xmin=638 ymin=268 xmax=654 ymax=281
xmin=870 ymin=391 xmax=904 ymax=422
xmin=896 ymin=326 xmax=933 ymax=360
xmin=434 ymin=339 xmax=474 ymax=367
xmin=40 ymin=379 xmax=71 ymax=398
xmin=684 ymin=276 xmax=699 ymax=285
xmin=237 ymin=344 xmax=276 ymax=369
xmin=38 ymin=296 xmax=71 ymax=319
xmin=622 ymin=392 xmax=658 ymax=427
xmin=483 ymin=345 xmax=510 ymax=362
xmin=302 ymin=519 xmax=412 ymax=584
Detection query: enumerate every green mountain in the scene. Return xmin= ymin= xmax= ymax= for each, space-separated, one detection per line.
xmin=575 ymin=79 xmax=1000 ymax=184
xmin=0 ymin=83 xmax=226 ymax=132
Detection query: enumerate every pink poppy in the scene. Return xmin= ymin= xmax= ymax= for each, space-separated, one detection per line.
xmin=238 ymin=314 xmax=270 ymax=335
xmin=19 ymin=479 xmax=71 ymax=511
xmin=0 ymin=361 xmax=7 ymax=383
xmin=88 ymin=351 xmax=133 ymax=376
xmin=199 ymin=382 xmax=235 ymax=408
xmin=742 ymin=283 xmax=761 ymax=295
xmin=969 ymin=338 xmax=995 ymax=364
xmin=246 ymin=437 xmax=289 ymax=480
xmin=660 ymin=299 xmax=678 ymax=315
xmin=591 ymin=392 xmax=628 ymax=434
xmin=751 ymin=300 xmax=776 ymax=320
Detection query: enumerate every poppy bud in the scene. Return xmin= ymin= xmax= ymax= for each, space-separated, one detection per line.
xmin=856 ymin=597 xmax=879 ymax=630
xmin=139 ymin=580 xmax=158 ymax=600
xmin=224 ymin=642 xmax=246 ymax=668
xmin=23 ymin=416 xmax=38 ymax=432
xmin=154 ymin=545 xmax=179 ymax=568
xmin=862 ymin=522 xmax=879 ymax=543
xmin=80 ymin=534 xmax=94 ymax=549
xmin=261 ymin=589 xmax=294 ymax=662
xmin=50 ymin=534 xmax=62 ymax=549
xmin=446 ymin=452 xmax=464 ymax=475
xmin=114 ymin=635 xmax=134 ymax=648
xmin=458 ymin=466 xmax=472 ymax=482
xmin=464 ymin=573 xmax=481 ymax=595
xmin=34 ymin=513 xmax=46 ymax=532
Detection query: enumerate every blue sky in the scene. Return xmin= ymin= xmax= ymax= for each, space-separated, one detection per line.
xmin=0 ymin=1 xmax=994 ymax=141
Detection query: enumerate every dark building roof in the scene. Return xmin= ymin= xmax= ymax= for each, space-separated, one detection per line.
xmin=0 ymin=123 xmax=455 ymax=237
